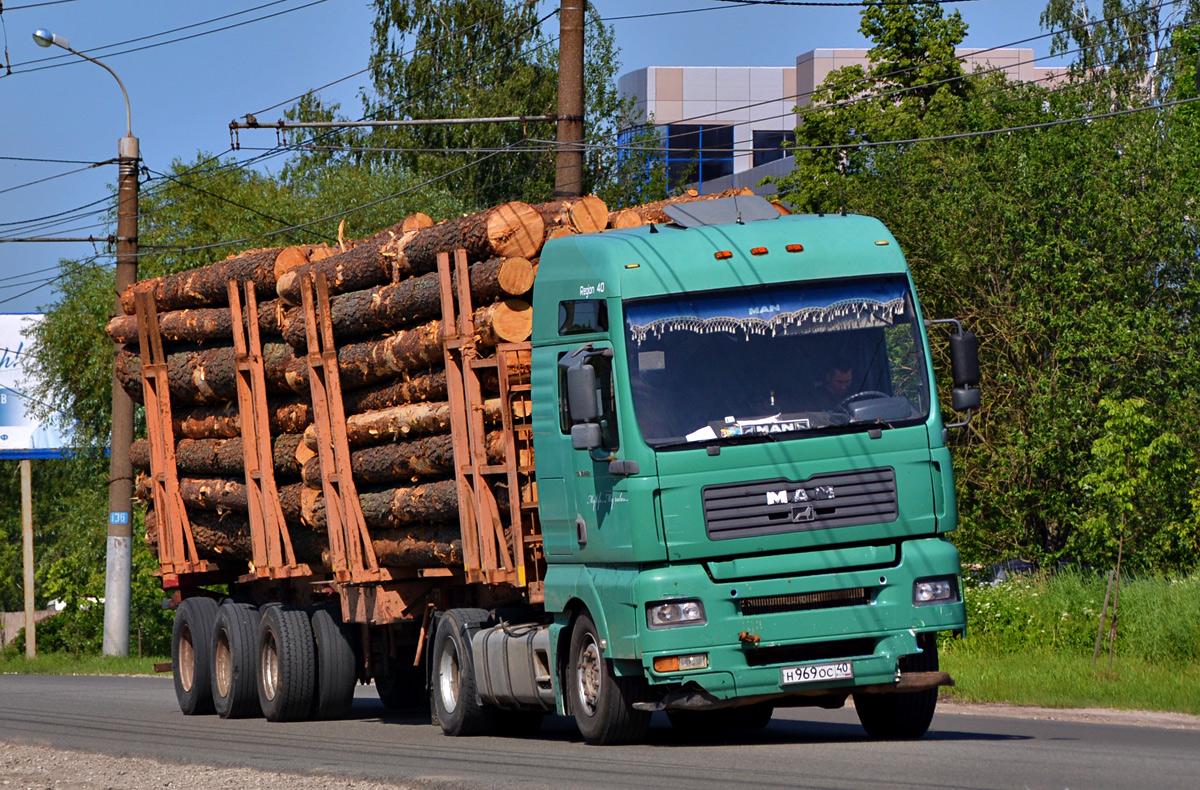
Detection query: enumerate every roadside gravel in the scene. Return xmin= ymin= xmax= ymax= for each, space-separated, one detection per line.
xmin=0 ymin=742 xmax=417 ymax=790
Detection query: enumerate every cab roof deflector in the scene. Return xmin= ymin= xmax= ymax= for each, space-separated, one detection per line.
xmin=663 ymin=194 xmax=781 ymax=228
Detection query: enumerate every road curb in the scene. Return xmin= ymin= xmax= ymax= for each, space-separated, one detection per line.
xmin=935 ymin=700 xmax=1200 ymax=730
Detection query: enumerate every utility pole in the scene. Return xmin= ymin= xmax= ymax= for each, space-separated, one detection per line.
xmin=33 ymin=29 xmax=139 ymax=656
xmin=21 ymin=459 xmax=35 ymax=658
xmin=105 ymin=131 xmax=139 ymax=657
xmin=555 ymin=0 xmax=585 ymax=198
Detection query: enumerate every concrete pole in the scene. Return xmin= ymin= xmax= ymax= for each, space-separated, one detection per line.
xmin=103 ymin=133 xmax=139 ymax=657
xmin=555 ymin=0 xmax=585 ymax=198
xmin=21 ymin=459 xmax=35 ymax=658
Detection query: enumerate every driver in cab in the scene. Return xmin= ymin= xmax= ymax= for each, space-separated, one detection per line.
xmin=811 ymin=359 xmax=856 ymax=411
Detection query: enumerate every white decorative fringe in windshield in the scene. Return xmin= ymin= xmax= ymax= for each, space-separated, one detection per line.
xmin=628 ymin=297 xmax=906 ymax=345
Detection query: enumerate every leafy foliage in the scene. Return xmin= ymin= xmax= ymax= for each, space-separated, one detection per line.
xmin=775 ymin=2 xmax=1200 ymax=572
xmin=362 ymin=0 xmax=626 ymax=207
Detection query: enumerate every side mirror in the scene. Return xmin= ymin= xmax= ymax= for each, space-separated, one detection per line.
xmin=566 ymin=363 xmax=599 ymax=423
xmin=952 ymin=386 xmax=981 ymax=412
xmin=950 ymin=332 xmax=980 ymax=388
xmin=572 ymin=423 xmax=602 ymax=451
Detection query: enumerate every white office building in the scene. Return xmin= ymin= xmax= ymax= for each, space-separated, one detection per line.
xmin=617 ymin=48 xmax=1060 ymax=194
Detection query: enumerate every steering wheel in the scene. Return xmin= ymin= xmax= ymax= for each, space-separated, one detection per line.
xmin=838 ymin=391 xmax=890 ymax=412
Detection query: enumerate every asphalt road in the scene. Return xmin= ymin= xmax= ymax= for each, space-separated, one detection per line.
xmin=1 ymin=675 xmax=1197 ymax=790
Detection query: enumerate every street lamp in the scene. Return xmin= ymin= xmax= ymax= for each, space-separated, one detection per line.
xmin=34 ymin=28 xmax=139 ymax=658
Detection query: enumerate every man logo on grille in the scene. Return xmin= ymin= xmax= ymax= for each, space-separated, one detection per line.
xmin=791 ymin=505 xmax=815 ymax=523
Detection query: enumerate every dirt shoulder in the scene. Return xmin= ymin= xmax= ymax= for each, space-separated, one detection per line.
xmin=936 ymin=700 xmax=1200 ymax=730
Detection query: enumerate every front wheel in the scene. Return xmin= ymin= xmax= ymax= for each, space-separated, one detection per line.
xmin=568 ymin=612 xmax=651 ymax=745
xmin=853 ymin=633 xmax=939 ymax=739
xmin=431 ymin=609 xmax=496 ymax=736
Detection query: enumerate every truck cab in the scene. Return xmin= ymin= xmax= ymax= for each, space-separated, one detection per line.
xmin=527 ymin=198 xmax=971 ymax=743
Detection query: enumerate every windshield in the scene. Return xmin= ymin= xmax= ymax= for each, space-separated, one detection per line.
xmin=624 ymin=276 xmax=930 ymax=447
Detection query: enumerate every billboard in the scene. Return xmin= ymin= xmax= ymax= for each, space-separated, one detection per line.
xmin=0 ymin=314 xmax=70 ymax=459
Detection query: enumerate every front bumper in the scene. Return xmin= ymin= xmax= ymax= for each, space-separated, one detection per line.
xmin=631 ymin=537 xmax=965 ymax=707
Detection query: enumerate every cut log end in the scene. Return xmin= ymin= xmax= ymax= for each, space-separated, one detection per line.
xmin=486 ymin=202 xmax=545 ymax=259
xmin=567 ymin=195 xmax=609 ymax=234
xmin=496 ymin=257 xmax=536 ymax=296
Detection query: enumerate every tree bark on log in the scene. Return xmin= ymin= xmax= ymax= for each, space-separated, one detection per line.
xmin=302 ymin=431 xmax=505 ymax=487
xmin=281 ymin=301 xmax=529 ymax=394
xmin=165 ymin=370 xmax=449 ymax=440
xmin=301 ymin=398 xmax=504 ymax=450
xmin=279 ymin=256 xmax=520 ymax=351
xmin=391 ymin=202 xmax=544 ymax=278
xmin=274 ymin=220 xmax=412 ymax=306
xmin=322 ymin=528 xmax=462 ymax=568
xmin=116 ymin=342 xmax=298 ymax=406
xmin=130 ymin=433 xmax=305 ymax=478
xmin=302 ymin=479 xmax=461 ymax=530
xmin=144 ymin=506 xmax=328 ymax=567
xmin=107 ymin=299 xmax=286 ymax=344
xmin=119 ymin=248 xmax=281 ymax=315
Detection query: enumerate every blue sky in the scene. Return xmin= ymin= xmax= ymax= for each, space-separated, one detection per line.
xmin=0 ymin=0 xmax=1069 ymax=314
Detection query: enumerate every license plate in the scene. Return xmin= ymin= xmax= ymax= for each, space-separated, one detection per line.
xmin=781 ymin=661 xmax=854 ymax=685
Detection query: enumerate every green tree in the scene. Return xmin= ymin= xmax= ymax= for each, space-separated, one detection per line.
xmin=362 ymin=0 xmax=626 ymax=208
xmin=1076 ymin=398 xmax=1199 ymax=573
xmin=775 ymin=2 xmax=1200 ymax=572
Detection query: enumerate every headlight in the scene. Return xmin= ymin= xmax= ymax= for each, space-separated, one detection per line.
xmin=647 ymin=599 xmax=706 ymax=629
xmin=913 ymin=577 xmax=957 ymax=605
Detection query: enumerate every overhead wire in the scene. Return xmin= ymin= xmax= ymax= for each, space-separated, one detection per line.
xmin=9 ymin=0 xmax=333 ymax=74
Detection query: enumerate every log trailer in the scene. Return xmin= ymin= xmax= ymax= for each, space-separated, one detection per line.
xmin=145 ymin=196 xmax=978 ymax=744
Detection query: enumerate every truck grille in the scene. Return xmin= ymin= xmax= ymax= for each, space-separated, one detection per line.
xmin=743 ymin=638 xmax=877 ymax=667
xmin=703 ymin=467 xmax=897 ymax=541
xmin=740 ymin=587 xmax=871 ymax=616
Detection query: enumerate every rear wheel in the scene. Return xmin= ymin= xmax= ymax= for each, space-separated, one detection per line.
xmin=257 ymin=605 xmax=316 ymax=722
xmin=172 ymin=597 xmax=218 ymax=716
xmin=212 ymin=601 xmax=260 ymax=719
xmin=568 ymin=612 xmax=651 ymax=745
xmin=431 ymin=608 xmax=496 ymax=736
xmin=310 ymin=608 xmax=357 ymax=720
xmin=854 ymin=633 xmax=939 ymax=739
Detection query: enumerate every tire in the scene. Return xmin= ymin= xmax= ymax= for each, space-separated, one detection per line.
xmin=310 ymin=608 xmax=357 ymax=720
xmin=257 ymin=605 xmax=316 ymax=722
xmin=211 ymin=601 xmax=261 ymax=719
xmin=568 ymin=612 xmax=651 ymax=745
xmin=668 ymin=703 xmax=773 ymax=734
xmin=431 ymin=608 xmax=496 ymax=736
xmin=854 ymin=633 xmax=939 ymax=739
xmin=172 ymin=597 xmax=218 ymax=716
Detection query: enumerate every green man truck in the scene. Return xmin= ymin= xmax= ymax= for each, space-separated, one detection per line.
xmin=151 ymin=195 xmax=977 ymax=745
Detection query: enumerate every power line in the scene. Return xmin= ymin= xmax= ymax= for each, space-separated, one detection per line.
xmin=0 ymin=161 xmax=105 ymax=196
xmin=710 ymin=0 xmax=984 ymax=5
xmin=11 ymin=0 xmax=332 ymax=74
xmin=0 ymin=155 xmax=100 ymax=165
xmin=0 ymin=0 xmax=82 ymax=9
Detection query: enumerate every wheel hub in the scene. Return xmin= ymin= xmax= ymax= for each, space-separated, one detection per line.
xmin=576 ymin=634 xmax=601 ymax=716
xmin=178 ymin=624 xmax=195 ymax=692
xmin=439 ymin=641 xmax=460 ymax=714
xmin=261 ymin=632 xmax=280 ymax=701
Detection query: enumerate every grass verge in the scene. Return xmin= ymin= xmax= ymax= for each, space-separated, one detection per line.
xmin=0 ymin=652 xmax=168 ymax=676
xmin=940 ymin=642 xmax=1200 ymax=715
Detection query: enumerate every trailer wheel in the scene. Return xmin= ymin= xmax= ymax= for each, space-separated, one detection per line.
xmin=431 ymin=608 xmax=496 ymax=736
xmin=257 ymin=605 xmax=316 ymax=722
xmin=172 ymin=597 xmax=218 ymax=715
xmin=212 ymin=601 xmax=260 ymax=719
xmin=853 ymin=633 xmax=939 ymax=739
xmin=668 ymin=703 xmax=774 ymax=734
xmin=310 ymin=608 xmax=357 ymax=720
xmin=568 ymin=612 xmax=651 ymax=745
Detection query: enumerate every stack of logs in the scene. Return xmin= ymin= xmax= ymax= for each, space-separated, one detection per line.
xmin=113 ymin=188 xmax=757 ymax=575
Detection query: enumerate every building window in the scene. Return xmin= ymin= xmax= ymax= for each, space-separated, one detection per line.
xmin=664 ymin=124 xmax=734 ymax=188
xmin=752 ymin=130 xmax=796 ymax=168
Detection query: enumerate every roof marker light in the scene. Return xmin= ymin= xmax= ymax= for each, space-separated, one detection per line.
xmin=714 ymin=250 xmax=733 ymax=260
xmin=875 ymin=240 xmax=890 ymax=246
xmin=750 ymin=247 xmax=768 ymax=256
xmin=785 ymin=244 xmax=804 ymax=253
xmin=625 ymin=263 xmax=640 ymax=269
